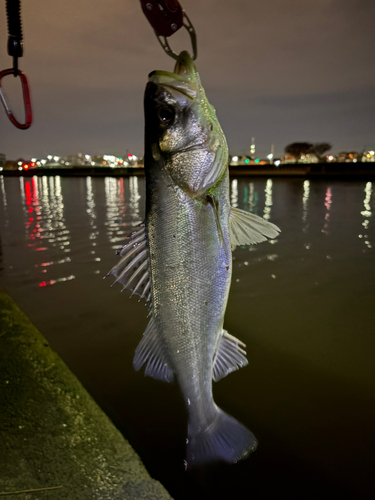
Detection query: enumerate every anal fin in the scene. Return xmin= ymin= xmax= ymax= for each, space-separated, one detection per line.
xmin=133 ymin=318 xmax=174 ymax=383
xmin=213 ymin=330 xmax=248 ymax=382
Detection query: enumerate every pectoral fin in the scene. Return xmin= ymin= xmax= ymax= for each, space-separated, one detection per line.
xmin=106 ymin=224 xmax=152 ymax=302
xmin=133 ymin=317 xmax=174 ymax=383
xmin=229 ymin=207 xmax=280 ymax=250
xmin=207 ymin=194 xmax=230 ymax=259
xmin=212 ymin=330 xmax=248 ymax=382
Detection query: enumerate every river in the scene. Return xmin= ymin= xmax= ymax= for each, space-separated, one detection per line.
xmin=0 ymin=175 xmax=374 ymax=499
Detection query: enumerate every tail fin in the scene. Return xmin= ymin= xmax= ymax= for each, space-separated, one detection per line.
xmin=186 ymin=408 xmax=257 ymax=468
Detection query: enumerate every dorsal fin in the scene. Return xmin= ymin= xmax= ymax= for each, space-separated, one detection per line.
xmin=133 ymin=317 xmax=174 ymax=383
xmin=213 ymin=330 xmax=248 ymax=382
xmin=229 ymin=207 xmax=280 ymax=250
xmin=106 ymin=224 xmax=152 ymax=302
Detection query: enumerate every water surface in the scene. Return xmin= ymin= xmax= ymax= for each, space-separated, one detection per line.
xmin=0 ymin=175 xmax=374 ymax=499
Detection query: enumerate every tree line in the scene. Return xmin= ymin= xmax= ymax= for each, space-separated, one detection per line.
xmin=284 ymin=142 xmax=331 ymax=161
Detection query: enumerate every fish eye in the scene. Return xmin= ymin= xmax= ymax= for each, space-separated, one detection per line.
xmin=157 ymin=106 xmax=175 ymax=126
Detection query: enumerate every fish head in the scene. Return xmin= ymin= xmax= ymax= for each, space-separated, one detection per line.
xmin=144 ymin=51 xmax=228 ymax=197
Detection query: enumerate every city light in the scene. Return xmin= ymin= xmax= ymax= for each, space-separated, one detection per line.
xmin=4 ymin=146 xmax=373 ymax=172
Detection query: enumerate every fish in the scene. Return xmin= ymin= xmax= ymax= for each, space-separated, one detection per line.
xmin=107 ymin=51 xmax=280 ymax=468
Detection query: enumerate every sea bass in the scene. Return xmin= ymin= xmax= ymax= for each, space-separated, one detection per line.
xmin=108 ymin=51 xmax=280 ymax=467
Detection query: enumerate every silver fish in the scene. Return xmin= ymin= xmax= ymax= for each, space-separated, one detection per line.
xmin=108 ymin=51 xmax=280 ymax=467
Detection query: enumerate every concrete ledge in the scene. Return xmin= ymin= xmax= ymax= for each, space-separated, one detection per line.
xmin=0 ymin=291 xmax=172 ymax=499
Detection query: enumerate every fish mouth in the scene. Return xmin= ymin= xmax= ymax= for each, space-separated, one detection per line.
xmin=148 ymin=51 xmax=198 ymax=100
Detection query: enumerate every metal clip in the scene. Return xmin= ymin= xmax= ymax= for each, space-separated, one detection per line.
xmin=0 ymin=68 xmax=32 ymax=129
xmin=157 ymin=10 xmax=197 ymax=61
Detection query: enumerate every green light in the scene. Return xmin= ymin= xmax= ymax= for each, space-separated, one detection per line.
xmin=245 ymin=158 xmax=250 ymax=164
xmin=255 ymin=158 xmax=260 ymax=163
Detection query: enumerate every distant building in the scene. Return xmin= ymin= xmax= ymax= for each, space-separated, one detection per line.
xmin=4 ymin=161 xmax=17 ymax=170
xmin=283 ymin=153 xmax=318 ymax=164
xmin=61 ymin=155 xmax=85 ymax=167
xmin=337 ymin=152 xmax=360 ymax=163
xmin=0 ymin=153 xmax=6 ymax=169
xmin=362 ymin=150 xmax=375 ymax=162
xmin=250 ymin=137 xmax=255 ymax=157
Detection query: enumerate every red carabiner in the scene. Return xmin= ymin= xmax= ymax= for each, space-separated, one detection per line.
xmin=0 ymin=68 xmax=32 ymax=129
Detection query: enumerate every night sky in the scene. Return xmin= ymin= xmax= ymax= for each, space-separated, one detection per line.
xmin=1 ymin=0 xmax=374 ymax=160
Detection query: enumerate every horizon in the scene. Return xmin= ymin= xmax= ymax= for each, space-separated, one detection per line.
xmin=1 ymin=1 xmax=375 ymax=159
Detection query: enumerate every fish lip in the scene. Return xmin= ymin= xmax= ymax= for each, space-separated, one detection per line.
xmin=148 ymin=70 xmax=190 ymax=84
xmin=148 ymin=71 xmax=197 ymax=101
xmin=148 ymin=51 xmax=196 ymax=82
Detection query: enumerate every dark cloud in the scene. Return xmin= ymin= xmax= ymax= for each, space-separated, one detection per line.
xmin=1 ymin=0 xmax=374 ymax=158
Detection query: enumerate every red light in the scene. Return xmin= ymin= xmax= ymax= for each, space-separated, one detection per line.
xmin=31 ymin=162 xmax=35 ymax=167
xmin=23 ymin=164 xmax=29 ymax=170
xmin=39 ymin=281 xmax=47 ymax=287
xmin=128 ymin=154 xmax=132 ymax=158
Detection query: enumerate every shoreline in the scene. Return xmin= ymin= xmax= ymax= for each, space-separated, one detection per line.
xmin=0 ymin=290 xmax=172 ymax=499
xmin=1 ymin=163 xmax=375 ymax=178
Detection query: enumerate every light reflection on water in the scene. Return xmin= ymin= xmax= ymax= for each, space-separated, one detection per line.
xmin=230 ymin=178 xmax=238 ymax=208
xmin=302 ymin=180 xmax=309 ymax=226
xmin=361 ymin=182 xmax=372 ymax=249
xmin=18 ymin=176 xmax=73 ymax=286
xmin=263 ymin=178 xmax=273 ymax=220
xmin=322 ymin=186 xmax=332 ymax=235
xmin=0 ymin=175 xmax=374 ymax=499
xmin=1 ymin=174 xmax=374 ymax=297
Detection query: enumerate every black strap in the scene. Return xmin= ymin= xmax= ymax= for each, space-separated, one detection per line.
xmin=6 ymin=0 xmax=23 ymax=74
xmin=6 ymin=0 xmax=22 ymax=39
